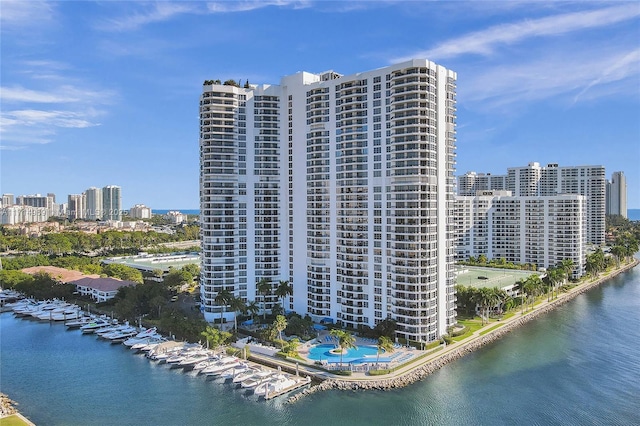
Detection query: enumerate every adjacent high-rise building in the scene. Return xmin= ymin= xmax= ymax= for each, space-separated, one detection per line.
xmin=1 ymin=194 xmax=14 ymax=208
xmin=454 ymin=190 xmax=586 ymax=278
xmin=457 ymin=172 xmax=506 ymax=195
xmin=606 ymin=171 xmax=627 ymax=218
xmin=459 ymin=162 xmax=606 ymax=245
xmin=129 ymin=204 xmax=152 ymax=219
xmin=85 ymin=187 xmax=103 ymax=220
xmin=200 ymin=60 xmax=457 ymax=343
xmin=68 ymin=194 xmax=86 ymax=221
xmin=102 ymin=185 xmax=122 ymax=221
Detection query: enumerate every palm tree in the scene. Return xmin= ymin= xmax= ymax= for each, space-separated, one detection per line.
xmin=275 ymin=280 xmax=293 ymax=312
xmin=245 ymin=300 xmax=260 ymax=323
xmin=523 ymin=275 xmax=543 ymax=311
xmin=330 ymin=329 xmax=356 ymax=368
xmin=214 ymin=288 xmax=233 ymax=326
xmin=274 ymin=314 xmax=288 ymax=347
xmin=559 ymin=259 xmax=575 ymax=284
xmin=376 ymin=336 xmax=394 ymax=368
xmin=228 ymin=296 xmax=246 ymax=332
xmin=256 ymin=278 xmax=271 ymax=321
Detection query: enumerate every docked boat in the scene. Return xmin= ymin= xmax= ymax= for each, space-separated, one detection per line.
xmin=253 ymin=374 xmax=297 ymax=397
xmin=65 ymin=315 xmax=96 ymax=329
xmin=80 ymin=319 xmax=117 ymax=334
xmin=201 ymin=356 xmax=240 ymax=376
xmin=122 ymin=328 xmax=160 ymax=347
xmin=220 ymin=363 xmax=251 ymax=381
xmin=107 ymin=328 xmax=140 ymax=343
xmin=177 ymin=351 xmax=215 ymax=370
xmin=232 ymin=367 xmax=262 ymax=384
xmin=240 ymin=370 xmax=274 ymax=389
xmin=129 ymin=337 xmax=166 ymax=351
xmin=50 ymin=307 xmax=83 ymax=322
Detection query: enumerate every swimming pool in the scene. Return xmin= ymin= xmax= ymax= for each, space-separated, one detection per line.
xmin=307 ymin=343 xmax=392 ymax=364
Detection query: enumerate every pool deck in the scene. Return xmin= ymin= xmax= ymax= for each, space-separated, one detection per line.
xmin=246 ymin=259 xmax=640 ymax=397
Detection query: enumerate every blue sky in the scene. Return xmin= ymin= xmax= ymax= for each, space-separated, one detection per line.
xmin=1 ymin=1 xmax=639 ymax=209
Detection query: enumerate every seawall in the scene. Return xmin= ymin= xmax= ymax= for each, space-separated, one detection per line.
xmin=288 ymin=259 xmax=639 ymax=402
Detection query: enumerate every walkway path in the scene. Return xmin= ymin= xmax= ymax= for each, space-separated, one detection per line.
xmin=248 ymin=259 xmax=639 ymax=401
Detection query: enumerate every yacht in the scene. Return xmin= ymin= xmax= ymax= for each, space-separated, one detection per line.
xmin=220 ymin=363 xmax=251 ymax=381
xmin=201 ymin=357 xmax=240 ymax=376
xmin=122 ymin=328 xmax=160 ymax=347
xmin=65 ymin=315 xmax=96 ymax=329
xmin=178 ymin=351 xmax=215 ymax=370
xmin=240 ymin=370 xmax=274 ymax=389
xmin=254 ymin=374 xmax=297 ymax=397
xmin=81 ymin=319 xmax=117 ymax=334
xmin=50 ymin=307 xmax=82 ymax=322
xmin=108 ymin=328 xmax=140 ymax=343
xmin=232 ymin=367 xmax=262 ymax=384
xmin=192 ymin=356 xmax=220 ymax=372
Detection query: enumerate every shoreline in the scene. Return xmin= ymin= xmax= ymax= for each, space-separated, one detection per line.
xmin=0 ymin=393 xmax=36 ymax=426
xmin=288 ymin=259 xmax=639 ymax=401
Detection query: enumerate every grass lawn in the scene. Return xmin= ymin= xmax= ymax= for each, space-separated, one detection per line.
xmin=0 ymin=415 xmax=30 ymax=426
xmin=479 ymin=323 xmax=505 ymax=336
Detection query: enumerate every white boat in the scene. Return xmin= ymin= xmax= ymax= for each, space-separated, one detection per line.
xmin=134 ymin=339 xmax=167 ymax=353
xmin=50 ymin=308 xmax=82 ymax=321
xmin=96 ymin=324 xmax=131 ymax=337
xmin=122 ymin=328 xmax=160 ymax=346
xmin=178 ymin=351 xmax=215 ymax=370
xmin=101 ymin=326 xmax=138 ymax=341
xmin=241 ymin=370 xmax=274 ymax=389
xmin=254 ymin=374 xmax=297 ymax=397
xmin=65 ymin=315 xmax=95 ymax=329
xmin=129 ymin=336 xmax=166 ymax=350
xmin=232 ymin=367 xmax=262 ymax=384
xmin=81 ymin=319 xmax=117 ymax=334
xmin=201 ymin=357 xmax=240 ymax=376
xmin=192 ymin=356 xmax=220 ymax=372
xmin=220 ymin=363 xmax=250 ymax=380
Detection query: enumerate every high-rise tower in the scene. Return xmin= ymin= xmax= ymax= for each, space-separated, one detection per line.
xmin=200 ymin=60 xmax=457 ymax=343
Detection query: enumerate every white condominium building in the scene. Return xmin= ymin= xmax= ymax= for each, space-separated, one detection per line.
xmin=85 ymin=187 xmax=103 ymax=220
xmin=457 ymin=172 xmax=506 ymax=195
xmin=606 ymin=171 xmax=627 ymax=218
xmin=200 ymin=60 xmax=457 ymax=343
xmin=68 ymin=194 xmax=86 ymax=221
xmin=129 ymin=204 xmax=152 ymax=219
xmin=102 ymin=185 xmax=122 ymax=221
xmin=454 ymin=190 xmax=586 ymax=278
xmin=460 ymin=162 xmax=605 ymax=245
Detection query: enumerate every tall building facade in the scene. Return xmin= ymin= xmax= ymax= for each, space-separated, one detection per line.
xmin=454 ymin=191 xmax=587 ymax=277
xmin=68 ymin=194 xmax=86 ymax=220
xmin=129 ymin=204 xmax=152 ymax=219
xmin=461 ymin=162 xmax=605 ymax=245
xmin=85 ymin=187 xmax=103 ymax=220
xmin=102 ymin=185 xmax=122 ymax=221
xmin=457 ymin=172 xmax=506 ymax=195
xmin=200 ymin=60 xmax=457 ymax=343
xmin=1 ymin=194 xmax=14 ymax=208
xmin=606 ymin=171 xmax=627 ymax=218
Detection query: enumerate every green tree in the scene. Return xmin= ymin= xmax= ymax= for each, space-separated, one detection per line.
xmin=275 ymin=280 xmax=293 ymax=312
xmin=245 ymin=300 xmax=260 ymax=323
xmin=376 ymin=335 xmax=394 ymax=368
xmin=103 ymin=263 xmax=143 ymax=283
xmin=330 ymin=329 xmax=356 ymax=368
xmin=228 ymin=296 xmax=246 ymax=332
xmin=273 ymin=314 xmax=288 ymax=347
xmin=0 ymin=270 xmax=34 ymax=288
xmin=201 ymin=326 xmax=231 ymax=349
xmin=163 ymin=269 xmax=193 ymax=290
xmin=256 ymin=278 xmax=271 ymax=321
xmin=214 ymin=288 xmax=233 ymax=325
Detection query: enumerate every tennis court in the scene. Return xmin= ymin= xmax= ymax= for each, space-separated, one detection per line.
xmin=456 ymin=266 xmax=537 ymax=289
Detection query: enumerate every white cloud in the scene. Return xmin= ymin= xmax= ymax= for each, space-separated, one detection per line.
xmin=0 ymin=0 xmax=56 ymax=29
xmin=395 ymin=4 xmax=640 ymax=61
xmin=206 ymin=1 xmax=310 ymax=13
xmin=98 ymin=2 xmax=198 ymax=32
xmin=460 ymin=46 xmax=640 ymax=111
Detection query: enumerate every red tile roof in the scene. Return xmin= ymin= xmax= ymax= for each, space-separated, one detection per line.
xmin=72 ymin=277 xmax=136 ymax=292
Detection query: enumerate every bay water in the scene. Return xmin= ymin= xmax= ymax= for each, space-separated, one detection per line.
xmin=2 ymin=263 xmax=639 ymax=425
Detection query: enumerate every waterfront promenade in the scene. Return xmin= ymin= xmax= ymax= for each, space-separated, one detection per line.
xmin=250 ymin=259 xmax=640 ymax=402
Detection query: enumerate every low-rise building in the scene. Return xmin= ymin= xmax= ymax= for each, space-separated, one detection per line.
xmin=72 ymin=277 xmax=136 ymax=302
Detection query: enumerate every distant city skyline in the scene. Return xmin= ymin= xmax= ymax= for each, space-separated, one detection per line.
xmin=1 ymin=2 xmax=638 ymax=208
